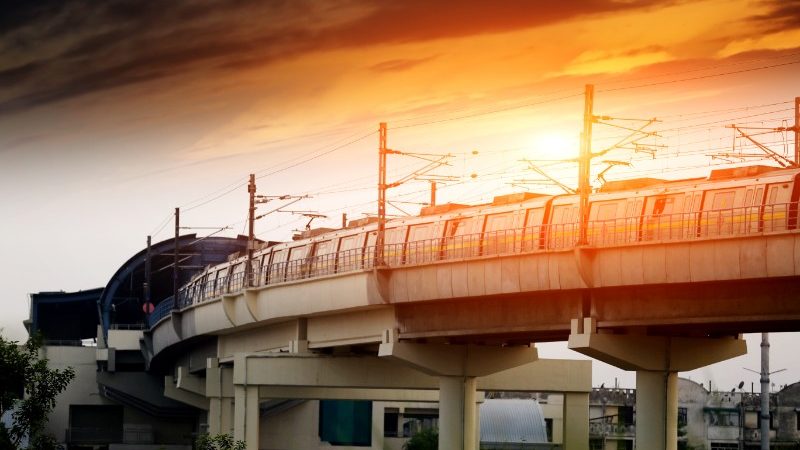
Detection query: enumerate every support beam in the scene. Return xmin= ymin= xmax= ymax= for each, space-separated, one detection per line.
xmin=258 ymin=386 xmax=447 ymax=402
xmin=176 ymin=366 xmax=205 ymax=396
xmin=233 ymin=353 xmax=589 ymax=393
xmin=378 ymin=342 xmax=538 ymax=376
xmin=164 ymin=376 xmax=209 ymax=410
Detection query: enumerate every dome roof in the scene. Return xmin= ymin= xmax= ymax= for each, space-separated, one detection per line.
xmin=480 ymin=399 xmax=548 ymax=444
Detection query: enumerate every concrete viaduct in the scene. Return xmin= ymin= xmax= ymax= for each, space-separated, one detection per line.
xmin=141 ymin=228 xmax=800 ymax=450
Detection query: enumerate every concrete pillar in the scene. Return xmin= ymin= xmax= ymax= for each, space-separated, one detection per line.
xmin=233 ymin=385 xmax=259 ymax=448
xmin=439 ymin=376 xmax=478 ymax=450
xmin=563 ymin=392 xmax=590 ymax=450
xmin=209 ymin=397 xmax=233 ymax=435
xmin=568 ymin=318 xmax=746 ymax=450
xmin=379 ymin=341 xmax=537 ymax=450
xmin=635 ymin=371 xmax=678 ymax=450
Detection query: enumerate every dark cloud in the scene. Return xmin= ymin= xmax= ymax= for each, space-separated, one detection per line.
xmin=0 ymin=0 xmax=670 ymax=115
xmin=748 ymin=0 xmax=800 ymax=33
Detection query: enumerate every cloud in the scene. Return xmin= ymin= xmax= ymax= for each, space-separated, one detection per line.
xmin=0 ymin=0 xmax=671 ymax=115
xmin=560 ymin=46 xmax=674 ymax=76
xmin=369 ymin=55 xmax=440 ymax=73
xmin=747 ymin=0 xmax=800 ymax=34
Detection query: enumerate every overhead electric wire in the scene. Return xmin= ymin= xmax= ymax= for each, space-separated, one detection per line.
xmin=597 ymin=60 xmax=800 ymax=93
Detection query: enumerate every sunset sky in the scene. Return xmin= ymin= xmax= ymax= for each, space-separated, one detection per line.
xmin=2 ymin=0 xmax=799 ymax=388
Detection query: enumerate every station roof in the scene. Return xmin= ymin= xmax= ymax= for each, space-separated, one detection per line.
xmin=480 ymin=399 xmax=548 ymax=444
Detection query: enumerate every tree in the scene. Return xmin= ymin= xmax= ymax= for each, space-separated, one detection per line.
xmin=195 ymin=433 xmax=246 ymax=450
xmin=403 ymin=428 xmax=438 ymax=450
xmin=0 ymin=333 xmax=75 ymax=449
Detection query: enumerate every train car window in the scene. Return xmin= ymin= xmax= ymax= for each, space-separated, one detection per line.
xmin=522 ymin=208 xmax=545 ymax=251
xmin=485 ymin=213 xmax=514 ymax=232
xmin=269 ymin=249 xmax=288 ymax=283
xmin=755 ymin=188 xmax=764 ymax=204
xmin=311 ymin=240 xmax=335 ymax=277
xmin=684 ymin=195 xmax=693 ymax=213
xmin=596 ymin=203 xmax=618 ymax=221
xmin=338 ymin=234 xmax=365 ymax=272
xmin=407 ymin=223 xmax=436 ymax=264
xmin=525 ymin=208 xmax=545 ymax=227
xmin=692 ymin=194 xmax=701 ymax=212
xmin=624 ymin=201 xmax=634 ymax=218
xmin=744 ymin=189 xmax=754 ymax=207
xmin=711 ymin=191 xmax=735 ymax=210
xmin=383 ymin=227 xmax=407 ymax=265
xmin=443 ymin=216 xmax=484 ymax=258
xmin=484 ymin=213 xmax=516 ymax=255
xmin=768 ymin=187 xmax=779 ymax=204
xmin=229 ymin=262 xmax=245 ymax=291
xmin=286 ymin=245 xmax=310 ymax=281
xmin=589 ymin=203 xmax=620 ymax=246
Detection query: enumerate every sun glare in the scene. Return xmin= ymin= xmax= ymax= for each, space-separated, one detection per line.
xmin=527 ymin=132 xmax=579 ymax=160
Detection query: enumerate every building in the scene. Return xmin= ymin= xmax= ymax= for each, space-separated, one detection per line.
xmin=587 ymin=379 xmax=800 ymax=450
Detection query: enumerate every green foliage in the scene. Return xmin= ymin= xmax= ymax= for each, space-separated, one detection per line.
xmin=195 ymin=433 xmax=246 ymax=450
xmin=403 ymin=428 xmax=438 ymax=450
xmin=0 ymin=333 xmax=75 ymax=449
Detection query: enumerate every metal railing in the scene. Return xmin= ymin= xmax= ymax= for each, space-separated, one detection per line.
xmin=151 ymin=201 xmax=798 ymax=325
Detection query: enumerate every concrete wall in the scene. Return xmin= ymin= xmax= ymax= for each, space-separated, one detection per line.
xmin=107 ymin=330 xmax=144 ymax=351
xmin=42 ymin=345 xmax=114 ymax=443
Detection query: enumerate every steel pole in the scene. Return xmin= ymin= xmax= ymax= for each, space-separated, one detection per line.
xmin=578 ymin=84 xmax=594 ymax=245
xmin=760 ymin=332 xmax=770 ymax=450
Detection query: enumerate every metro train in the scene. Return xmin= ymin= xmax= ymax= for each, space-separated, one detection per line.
xmin=177 ymin=164 xmax=800 ymax=307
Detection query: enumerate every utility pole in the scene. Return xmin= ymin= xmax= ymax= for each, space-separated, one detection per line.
xmin=430 ymin=181 xmax=437 ymax=207
xmin=173 ymin=207 xmax=179 ymax=309
xmin=794 ymin=97 xmax=799 ymax=166
xmin=144 ymin=235 xmax=152 ymax=313
xmin=578 ymin=84 xmax=594 ymax=246
xmin=246 ymin=174 xmax=256 ymax=287
xmin=377 ymin=122 xmax=388 ymax=267
xmin=760 ymin=333 xmax=770 ymax=450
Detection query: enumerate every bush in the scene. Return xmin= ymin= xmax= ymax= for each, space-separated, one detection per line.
xmin=403 ymin=428 xmax=438 ymax=450
xmin=195 ymin=433 xmax=246 ymax=450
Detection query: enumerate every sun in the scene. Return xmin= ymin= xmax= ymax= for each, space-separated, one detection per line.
xmin=527 ymin=132 xmax=579 ymax=160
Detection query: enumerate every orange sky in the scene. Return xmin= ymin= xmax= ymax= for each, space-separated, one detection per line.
xmin=1 ymin=0 xmax=799 ymax=387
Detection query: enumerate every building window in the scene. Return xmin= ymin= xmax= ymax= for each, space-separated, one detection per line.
xmin=708 ymin=410 xmax=738 ymax=427
xmin=544 ymin=418 xmax=553 ymax=442
xmin=618 ymin=406 xmax=634 ymax=426
xmin=678 ymin=407 xmax=688 ymax=427
xmin=319 ymin=400 xmax=372 ymax=446
xmin=401 ymin=408 xmax=438 ymax=437
xmin=383 ymin=409 xmax=399 ymax=438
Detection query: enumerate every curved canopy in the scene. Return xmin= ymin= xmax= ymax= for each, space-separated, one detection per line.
xmin=99 ymin=234 xmax=248 ymax=335
xmin=480 ymin=399 xmax=549 ymax=444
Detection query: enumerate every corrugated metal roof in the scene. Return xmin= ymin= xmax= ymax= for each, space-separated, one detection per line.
xmin=480 ymin=399 xmax=548 ymax=443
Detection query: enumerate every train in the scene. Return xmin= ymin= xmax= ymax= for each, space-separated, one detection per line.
xmin=176 ymin=164 xmax=800 ymax=307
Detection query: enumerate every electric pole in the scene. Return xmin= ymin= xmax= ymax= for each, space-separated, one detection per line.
xmin=794 ymin=97 xmax=799 ymax=166
xmin=173 ymin=207 xmax=179 ymax=309
xmin=578 ymin=84 xmax=594 ymax=245
xmin=144 ymin=235 xmax=152 ymax=314
xmin=760 ymin=333 xmax=770 ymax=450
xmin=430 ymin=181 xmax=437 ymax=207
xmin=246 ymin=174 xmax=256 ymax=287
xmin=377 ymin=122 xmax=388 ymax=267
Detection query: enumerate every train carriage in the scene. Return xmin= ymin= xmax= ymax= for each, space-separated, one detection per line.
xmin=176 ymin=165 xmax=800 ymax=308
